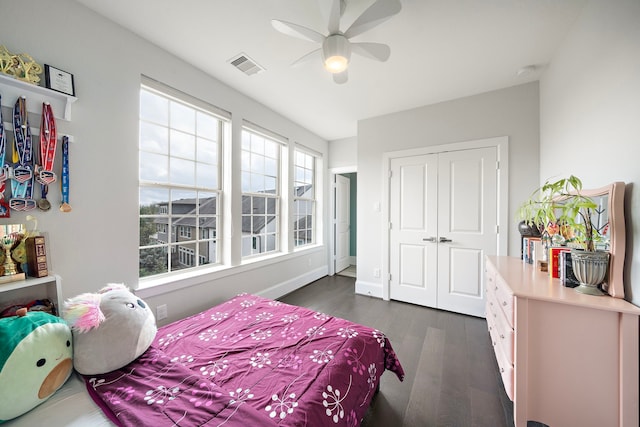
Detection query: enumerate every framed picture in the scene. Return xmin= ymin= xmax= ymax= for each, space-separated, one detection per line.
xmin=44 ymin=64 xmax=75 ymax=96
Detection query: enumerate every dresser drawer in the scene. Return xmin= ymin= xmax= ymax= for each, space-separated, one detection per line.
xmin=486 ymin=309 xmax=514 ymax=401
xmin=494 ymin=274 xmax=514 ymax=328
xmin=486 ymin=294 xmax=514 ymax=365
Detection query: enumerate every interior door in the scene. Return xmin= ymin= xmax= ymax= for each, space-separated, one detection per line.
xmin=335 ymin=174 xmax=351 ymax=273
xmin=436 ymin=147 xmax=497 ymax=317
xmin=389 ymin=154 xmax=438 ymax=307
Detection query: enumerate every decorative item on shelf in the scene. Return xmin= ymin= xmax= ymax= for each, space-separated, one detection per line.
xmin=0 ymin=233 xmax=19 ymax=276
xmin=25 ymin=236 xmax=47 ymax=278
xmin=0 ymin=45 xmax=43 ymax=85
xmin=0 ymin=46 xmax=12 ymax=75
xmin=517 ymin=175 xmax=612 ymax=296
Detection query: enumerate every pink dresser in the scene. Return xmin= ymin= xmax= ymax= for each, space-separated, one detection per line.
xmin=485 ymin=255 xmax=640 ymax=427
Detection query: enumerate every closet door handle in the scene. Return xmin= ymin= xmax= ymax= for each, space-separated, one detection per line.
xmin=423 ymin=237 xmax=437 ymax=242
xmin=439 ymin=237 xmax=452 ymax=243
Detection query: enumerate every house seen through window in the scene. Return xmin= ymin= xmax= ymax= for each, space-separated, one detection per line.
xmin=293 ymin=150 xmax=316 ymax=247
xmin=241 ymin=128 xmax=281 ymax=257
xmin=139 ymin=80 xmax=321 ymax=281
xmin=138 ymin=81 xmax=224 ymax=278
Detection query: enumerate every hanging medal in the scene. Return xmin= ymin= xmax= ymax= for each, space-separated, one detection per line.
xmin=60 ymin=135 xmax=71 ymax=213
xmin=10 ymin=96 xmax=35 ymax=211
xmin=36 ymin=102 xmax=57 ymax=211
xmin=0 ymin=95 xmax=10 ymax=217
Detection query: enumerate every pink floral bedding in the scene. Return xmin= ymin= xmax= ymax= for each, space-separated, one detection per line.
xmin=83 ymin=293 xmax=404 ymax=426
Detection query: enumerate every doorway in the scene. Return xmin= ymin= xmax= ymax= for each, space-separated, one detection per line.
xmin=334 ymin=172 xmax=357 ymax=278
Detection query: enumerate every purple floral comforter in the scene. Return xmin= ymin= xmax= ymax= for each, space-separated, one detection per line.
xmin=83 ymin=293 xmax=404 ymax=426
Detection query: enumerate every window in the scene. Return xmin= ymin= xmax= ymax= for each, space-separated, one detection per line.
xmin=241 ymin=128 xmax=281 ymax=257
xmin=293 ymin=149 xmax=316 ymax=247
xmin=138 ymin=80 xmax=227 ymax=278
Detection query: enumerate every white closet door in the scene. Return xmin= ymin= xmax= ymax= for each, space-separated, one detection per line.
xmin=389 ymin=154 xmax=438 ymax=307
xmin=436 ymin=147 xmax=497 ymax=317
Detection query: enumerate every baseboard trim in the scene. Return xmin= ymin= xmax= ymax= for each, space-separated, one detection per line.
xmin=257 ymin=266 xmax=329 ymax=300
xmin=355 ymin=280 xmax=383 ymax=298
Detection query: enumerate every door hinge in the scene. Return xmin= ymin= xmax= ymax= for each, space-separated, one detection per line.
xmin=496 ymin=161 xmax=500 ymax=170
xmin=389 ymin=222 xmax=392 ymax=230
xmin=388 ymin=273 xmax=392 ymax=282
xmin=495 ymin=224 xmax=499 ymax=233
xmin=388 ymin=170 xmax=393 ymax=179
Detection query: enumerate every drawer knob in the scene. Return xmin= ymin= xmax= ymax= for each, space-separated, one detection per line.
xmin=500 ymin=367 xmax=504 ymax=373
xmin=502 ymin=301 xmax=507 ymax=306
xmin=500 ymin=334 xmax=505 ymax=339
xmin=495 ymin=286 xmax=498 ymax=291
xmin=489 ymin=326 xmax=492 ymax=331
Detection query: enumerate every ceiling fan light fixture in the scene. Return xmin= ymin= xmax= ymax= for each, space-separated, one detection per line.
xmin=324 ymin=55 xmax=349 ymax=73
xmin=323 ymin=35 xmax=351 ymax=74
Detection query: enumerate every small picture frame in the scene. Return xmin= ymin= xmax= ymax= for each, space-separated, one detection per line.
xmin=44 ymin=64 xmax=75 ymax=96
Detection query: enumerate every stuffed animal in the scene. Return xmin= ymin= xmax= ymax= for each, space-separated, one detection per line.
xmin=63 ymin=283 xmax=157 ymax=375
xmin=0 ymin=310 xmax=73 ymax=423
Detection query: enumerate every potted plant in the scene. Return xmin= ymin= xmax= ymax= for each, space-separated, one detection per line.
xmin=517 ymin=175 xmax=609 ymax=295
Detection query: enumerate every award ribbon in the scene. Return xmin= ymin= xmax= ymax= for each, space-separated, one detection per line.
xmin=36 ymin=103 xmax=57 ymax=211
xmin=10 ymin=96 xmax=35 ymax=211
xmin=60 ymin=135 xmax=71 ymax=212
xmin=0 ymin=95 xmax=9 ymax=217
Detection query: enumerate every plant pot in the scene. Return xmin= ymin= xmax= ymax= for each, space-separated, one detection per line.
xmin=571 ymin=249 xmax=610 ymax=296
xmin=518 ymin=220 xmax=541 ymax=237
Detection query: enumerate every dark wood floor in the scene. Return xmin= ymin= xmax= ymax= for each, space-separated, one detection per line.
xmin=279 ymin=274 xmax=515 ymax=427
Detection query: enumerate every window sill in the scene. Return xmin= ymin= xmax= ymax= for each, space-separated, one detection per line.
xmin=135 ymin=244 xmax=325 ymax=299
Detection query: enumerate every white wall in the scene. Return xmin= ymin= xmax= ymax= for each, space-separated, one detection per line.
xmin=328 ymin=137 xmax=357 ymax=169
xmin=0 ymin=0 xmax=329 ymax=324
xmin=357 ymin=82 xmax=539 ymax=296
xmin=540 ymin=0 xmax=640 ymax=306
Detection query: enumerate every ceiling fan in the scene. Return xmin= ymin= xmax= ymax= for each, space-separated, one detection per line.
xmin=271 ymin=0 xmax=402 ymax=84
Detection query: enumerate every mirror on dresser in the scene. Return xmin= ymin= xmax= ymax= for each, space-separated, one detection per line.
xmin=573 ymin=181 xmax=626 ymax=298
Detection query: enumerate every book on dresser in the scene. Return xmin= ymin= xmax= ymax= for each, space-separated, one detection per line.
xmin=548 ymin=246 xmax=570 ymax=279
xmin=559 ymin=250 xmax=580 ymax=287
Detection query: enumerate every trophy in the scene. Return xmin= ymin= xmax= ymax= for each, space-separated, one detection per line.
xmin=1 ymin=233 xmax=18 ymax=276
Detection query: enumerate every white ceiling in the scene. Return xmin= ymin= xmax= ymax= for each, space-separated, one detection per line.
xmin=74 ymin=0 xmax=586 ymax=141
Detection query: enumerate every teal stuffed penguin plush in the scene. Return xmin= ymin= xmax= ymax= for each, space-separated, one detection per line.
xmin=0 ymin=310 xmax=73 ymax=423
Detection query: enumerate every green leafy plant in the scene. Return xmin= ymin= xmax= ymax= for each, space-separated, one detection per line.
xmin=517 ymin=175 xmax=600 ymax=251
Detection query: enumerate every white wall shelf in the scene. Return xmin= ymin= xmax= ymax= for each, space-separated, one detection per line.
xmin=0 ymin=274 xmax=63 ymax=316
xmin=0 ymin=73 xmax=77 ymax=121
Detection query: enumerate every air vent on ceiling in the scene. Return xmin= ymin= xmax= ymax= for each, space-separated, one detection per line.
xmin=229 ymin=53 xmax=265 ymax=76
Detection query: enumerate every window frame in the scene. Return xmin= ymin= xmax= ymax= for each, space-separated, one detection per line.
xmin=240 ymin=124 xmax=286 ymax=259
xmin=138 ymin=77 xmax=229 ymax=279
xmin=293 ymin=147 xmax=317 ymax=248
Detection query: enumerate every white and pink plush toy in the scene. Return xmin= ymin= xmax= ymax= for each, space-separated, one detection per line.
xmin=63 ymin=284 xmax=157 ymax=375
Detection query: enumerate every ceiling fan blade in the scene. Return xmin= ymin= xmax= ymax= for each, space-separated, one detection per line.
xmin=271 ymin=19 xmax=325 ymax=44
xmin=351 ymin=42 xmax=391 ymax=62
xmin=291 ymin=48 xmax=322 ymax=67
xmin=333 ymin=70 xmax=348 ymax=84
xmin=318 ymin=0 xmax=346 ymax=34
xmin=344 ymin=0 xmax=402 ymax=39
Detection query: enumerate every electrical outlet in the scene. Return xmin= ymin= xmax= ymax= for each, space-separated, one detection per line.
xmin=156 ymin=304 xmax=168 ymax=320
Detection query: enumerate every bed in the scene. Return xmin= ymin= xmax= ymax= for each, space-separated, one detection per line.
xmin=8 ymin=293 xmax=404 ymax=426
